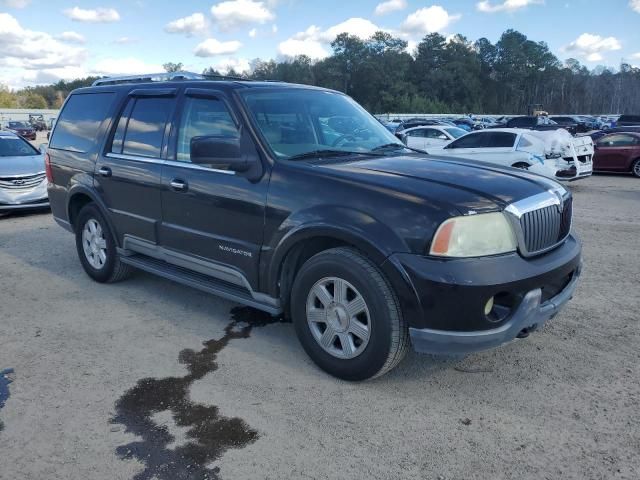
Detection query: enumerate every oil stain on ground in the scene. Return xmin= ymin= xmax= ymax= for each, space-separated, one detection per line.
xmin=112 ymin=306 xmax=287 ymax=480
xmin=0 ymin=368 xmax=15 ymax=432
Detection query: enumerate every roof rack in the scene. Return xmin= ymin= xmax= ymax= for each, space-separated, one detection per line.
xmin=92 ymin=71 xmax=256 ymax=86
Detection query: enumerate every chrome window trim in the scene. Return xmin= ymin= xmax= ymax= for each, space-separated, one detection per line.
xmin=105 ymin=153 xmax=236 ymax=175
xmin=504 ymin=190 xmax=572 ymax=258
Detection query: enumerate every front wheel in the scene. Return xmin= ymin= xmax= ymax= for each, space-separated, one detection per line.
xmin=632 ymin=159 xmax=640 ymax=178
xmin=75 ymin=204 xmax=133 ymax=283
xmin=290 ymin=247 xmax=408 ymax=381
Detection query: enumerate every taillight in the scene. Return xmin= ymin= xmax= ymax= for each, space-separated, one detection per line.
xmin=44 ymin=152 xmax=54 ymax=182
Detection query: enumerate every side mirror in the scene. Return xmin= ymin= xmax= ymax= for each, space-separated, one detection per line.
xmin=190 ymin=135 xmax=251 ymax=172
xmin=39 ymin=143 xmax=48 ymax=154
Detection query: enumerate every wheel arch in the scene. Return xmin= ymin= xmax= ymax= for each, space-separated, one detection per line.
xmin=66 ymin=185 xmax=119 ymax=245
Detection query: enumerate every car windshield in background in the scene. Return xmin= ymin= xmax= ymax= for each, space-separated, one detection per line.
xmin=0 ymin=136 xmax=39 ymax=157
xmin=8 ymin=122 xmax=30 ymax=129
xmin=445 ymin=127 xmax=467 ymax=138
xmin=240 ymin=89 xmax=403 ymax=159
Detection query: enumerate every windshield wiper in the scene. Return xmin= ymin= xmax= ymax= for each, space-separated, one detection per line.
xmin=370 ymin=143 xmax=424 ymax=154
xmin=287 ymin=149 xmax=374 ymax=161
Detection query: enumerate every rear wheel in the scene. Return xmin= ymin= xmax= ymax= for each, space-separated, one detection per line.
xmin=290 ymin=247 xmax=408 ymax=381
xmin=75 ymin=204 xmax=132 ymax=283
xmin=632 ymin=159 xmax=640 ymax=178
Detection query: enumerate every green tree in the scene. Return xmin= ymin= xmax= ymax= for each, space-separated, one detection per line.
xmin=0 ymin=85 xmax=18 ymax=108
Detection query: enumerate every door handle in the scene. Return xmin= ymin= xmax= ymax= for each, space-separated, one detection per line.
xmin=170 ymin=179 xmax=188 ymax=191
xmin=98 ymin=166 xmax=112 ymax=177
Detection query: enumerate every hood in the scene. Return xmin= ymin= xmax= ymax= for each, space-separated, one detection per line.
xmin=0 ymin=154 xmax=45 ymax=177
xmin=316 ymin=154 xmax=562 ymax=213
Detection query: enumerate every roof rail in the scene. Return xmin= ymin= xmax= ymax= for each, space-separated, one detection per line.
xmin=92 ymin=71 xmax=204 ymax=86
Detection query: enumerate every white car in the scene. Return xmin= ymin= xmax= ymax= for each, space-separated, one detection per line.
xmin=425 ymin=128 xmax=593 ymax=181
xmin=399 ymin=125 xmax=468 ymax=150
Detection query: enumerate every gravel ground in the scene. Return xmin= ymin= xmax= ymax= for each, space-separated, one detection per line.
xmin=0 ymin=174 xmax=638 ymax=480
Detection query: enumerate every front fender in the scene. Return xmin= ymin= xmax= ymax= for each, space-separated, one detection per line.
xmin=263 ymin=205 xmax=408 ymax=294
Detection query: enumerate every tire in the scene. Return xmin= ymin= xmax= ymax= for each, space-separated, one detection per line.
xmin=290 ymin=247 xmax=408 ymax=381
xmin=632 ymin=159 xmax=640 ymax=178
xmin=75 ymin=204 xmax=133 ymax=283
xmin=512 ymin=162 xmax=530 ymax=170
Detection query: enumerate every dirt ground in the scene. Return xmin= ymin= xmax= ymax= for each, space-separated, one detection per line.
xmin=0 ymin=174 xmax=638 ymax=480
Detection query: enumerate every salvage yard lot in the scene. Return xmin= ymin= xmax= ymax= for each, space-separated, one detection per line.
xmin=0 ymin=175 xmax=638 ymax=480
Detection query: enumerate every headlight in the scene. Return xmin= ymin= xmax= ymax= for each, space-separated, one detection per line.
xmin=430 ymin=212 xmax=517 ymax=257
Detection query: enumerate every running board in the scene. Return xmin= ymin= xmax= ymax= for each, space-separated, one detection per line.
xmin=120 ymin=254 xmax=282 ymax=315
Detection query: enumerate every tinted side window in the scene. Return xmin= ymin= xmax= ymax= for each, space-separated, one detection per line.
xmin=406 ymin=129 xmax=426 ymax=137
xmin=597 ymin=134 xmax=638 ymax=146
xmin=446 ymin=133 xmax=482 ymax=149
xmin=176 ymin=96 xmax=239 ymax=162
xmin=50 ymin=93 xmax=114 ymax=153
xmin=118 ymin=97 xmax=172 ymax=158
xmin=482 ymin=132 xmax=517 ymax=148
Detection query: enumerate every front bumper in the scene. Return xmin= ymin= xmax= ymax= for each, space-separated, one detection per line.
xmin=385 ymin=234 xmax=582 ymax=355
xmin=0 ymin=183 xmax=49 ymax=211
xmin=409 ymin=263 xmax=581 ymax=354
xmin=0 ymin=199 xmax=49 ymax=211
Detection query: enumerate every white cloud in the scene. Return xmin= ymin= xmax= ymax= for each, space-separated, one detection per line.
xmin=249 ymin=28 xmax=257 ymax=37
xmin=631 ymin=52 xmax=640 ymax=59
xmin=63 ymin=7 xmax=120 ymax=23
xmin=272 ymin=24 xmax=278 ymax=33
xmin=194 ymin=38 xmax=243 ymax=57
xmin=211 ymin=0 xmax=275 ymax=31
xmin=630 ymin=0 xmax=640 ymax=13
xmin=565 ymin=33 xmax=622 ymax=62
xmin=277 ymin=18 xmax=382 ymax=60
xmin=1 ymin=0 xmax=30 ymax=8
xmin=476 ymin=0 xmax=543 ymax=13
xmin=0 ymin=13 xmax=87 ymax=70
xmin=165 ymin=13 xmax=207 ymax=36
xmin=278 ymin=38 xmax=329 ymax=59
xmin=374 ymin=0 xmax=407 ymax=16
xmin=401 ymin=6 xmax=461 ymax=34
xmin=321 ymin=18 xmax=380 ymax=42
xmin=214 ymin=57 xmax=251 ymax=73
xmin=56 ymin=31 xmax=85 ymax=44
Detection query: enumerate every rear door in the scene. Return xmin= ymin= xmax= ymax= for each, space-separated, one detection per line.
xmin=466 ymin=132 xmax=518 ymax=166
xmin=95 ymin=88 xmax=176 ymax=244
xmin=403 ymin=128 xmax=428 ymax=149
xmin=422 ymin=128 xmax=450 ymax=147
xmin=158 ymin=88 xmax=268 ymax=289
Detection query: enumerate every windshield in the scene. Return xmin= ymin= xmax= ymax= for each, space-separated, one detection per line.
xmin=0 ymin=136 xmax=40 ymax=157
xmin=445 ymin=127 xmax=467 ymax=138
xmin=8 ymin=121 xmax=29 ymax=129
xmin=240 ymin=89 xmax=403 ymax=159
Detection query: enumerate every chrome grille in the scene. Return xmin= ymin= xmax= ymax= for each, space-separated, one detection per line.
xmin=506 ymin=191 xmax=573 ymax=257
xmin=0 ymin=173 xmax=46 ymax=190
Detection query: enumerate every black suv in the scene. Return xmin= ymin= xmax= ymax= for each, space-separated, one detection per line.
xmin=46 ymin=73 xmax=582 ymax=380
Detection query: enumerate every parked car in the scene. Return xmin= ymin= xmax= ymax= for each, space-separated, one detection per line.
xmin=549 ymin=116 xmax=588 ymax=133
xmin=424 ymin=128 xmax=593 ymax=181
xmin=399 ymin=125 xmax=467 ymax=150
xmin=501 ymin=116 xmax=575 ymax=134
xmin=0 ymin=131 xmax=49 ymax=212
xmin=593 ymin=132 xmax=640 ymax=177
xmin=46 ymin=73 xmax=582 ymax=380
xmin=29 ymin=114 xmax=48 ymax=131
xmin=616 ymin=115 xmax=640 ymax=126
xmin=5 ymin=121 xmax=37 ymax=141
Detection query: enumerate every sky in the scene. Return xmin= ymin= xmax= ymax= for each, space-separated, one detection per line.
xmin=1 ymin=0 xmax=639 ymax=89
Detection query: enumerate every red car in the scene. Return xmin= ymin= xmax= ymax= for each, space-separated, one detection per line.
xmin=5 ymin=121 xmax=37 ymax=141
xmin=593 ymin=132 xmax=640 ymax=178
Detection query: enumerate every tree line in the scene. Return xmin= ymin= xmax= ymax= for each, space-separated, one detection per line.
xmin=2 ymin=29 xmax=639 ymax=115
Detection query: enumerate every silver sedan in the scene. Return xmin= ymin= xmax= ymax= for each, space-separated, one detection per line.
xmin=0 ymin=131 xmax=49 ymax=212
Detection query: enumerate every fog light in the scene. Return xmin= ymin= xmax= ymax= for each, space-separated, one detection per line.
xmin=484 ymin=296 xmax=494 ymax=316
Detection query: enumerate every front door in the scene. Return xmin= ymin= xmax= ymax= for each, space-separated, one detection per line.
xmin=159 ymin=89 xmax=269 ymax=289
xmin=594 ymin=134 xmax=637 ymax=171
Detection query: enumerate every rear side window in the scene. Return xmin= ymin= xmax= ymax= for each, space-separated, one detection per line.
xmin=111 ymin=97 xmax=173 ymax=158
xmin=481 ymin=132 xmax=517 ymax=148
xmin=446 ymin=133 xmax=483 ymax=149
xmin=50 ymin=93 xmax=114 ymax=153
